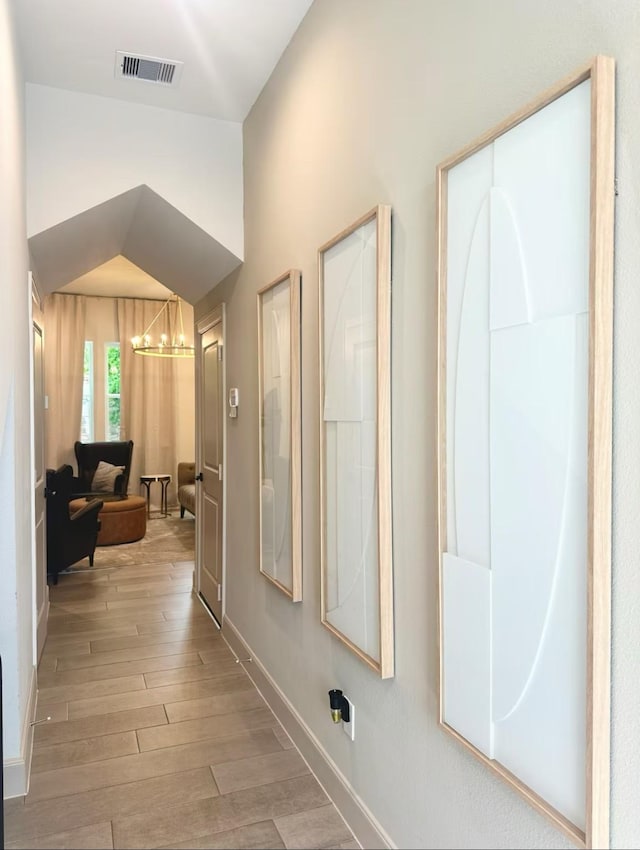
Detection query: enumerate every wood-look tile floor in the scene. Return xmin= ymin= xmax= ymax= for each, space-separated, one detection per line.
xmin=6 ymin=518 xmax=358 ymax=850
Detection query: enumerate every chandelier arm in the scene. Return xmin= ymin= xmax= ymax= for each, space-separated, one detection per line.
xmin=132 ymin=294 xmax=194 ymax=358
xmin=139 ymin=295 xmax=173 ymax=340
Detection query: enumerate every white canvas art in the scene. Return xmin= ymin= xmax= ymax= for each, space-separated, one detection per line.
xmin=442 ymin=81 xmax=591 ymax=828
xmin=320 ymin=206 xmax=394 ymax=678
xmin=258 ymin=270 xmax=301 ymax=601
xmin=323 ymin=218 xmax=380 ymax=660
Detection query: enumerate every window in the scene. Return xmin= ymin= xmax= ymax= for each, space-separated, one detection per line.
xmin=105 ymin=343 xmax=121 ymax=441
xmin=80 ymin=341 xmax=94 ymax=441
xmin=79 ymin=340 xmax=121 ymax=442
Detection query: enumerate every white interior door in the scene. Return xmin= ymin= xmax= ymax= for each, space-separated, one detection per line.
xmin=196 ymin=308 xmax=224 ymax=623
xmin=30 ymin=279 xmax=47 ymax=662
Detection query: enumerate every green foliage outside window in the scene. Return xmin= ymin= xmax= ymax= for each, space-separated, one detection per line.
xmin=106 ymin=344 xmax=121 ymax=439
xmin=107 ymin=345 xmax=120 ymax=394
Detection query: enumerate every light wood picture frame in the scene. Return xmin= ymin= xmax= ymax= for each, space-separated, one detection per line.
xmin=436 ymin=57 xmax=614 ymax=848
xmin=257 ymin=269 xmax=302 ymax=602
xmin=319 ymin=205 xmax=394 ymax=678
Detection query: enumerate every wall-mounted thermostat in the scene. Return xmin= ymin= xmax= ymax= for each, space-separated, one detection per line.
xmin=229 ymin=387 xmax=239 ymax=418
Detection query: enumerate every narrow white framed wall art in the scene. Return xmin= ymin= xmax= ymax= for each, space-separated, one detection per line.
xmin=319 ymin=205 xmax=394 ymax=678
xmin=436 ymin=57 xmax=614 ymax=848
xmin=257 ymin=269 xmax=302 ymax=601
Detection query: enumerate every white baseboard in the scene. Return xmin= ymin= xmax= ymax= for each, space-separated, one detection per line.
xmin=4 ymin=664 xmax=37 ymax=798
xmin=222 ymin=617 xmax=395 ymax=850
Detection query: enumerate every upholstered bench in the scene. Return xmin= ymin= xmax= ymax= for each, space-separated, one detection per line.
xmin=69 ymin=495 xmax=147 ymax=546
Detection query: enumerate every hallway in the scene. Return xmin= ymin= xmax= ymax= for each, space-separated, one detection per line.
xmin=5 ymin=519 xmax=357 ymax=849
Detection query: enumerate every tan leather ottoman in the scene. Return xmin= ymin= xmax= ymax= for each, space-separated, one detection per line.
xmin=69 ymin=496 xmax=147 ymax=546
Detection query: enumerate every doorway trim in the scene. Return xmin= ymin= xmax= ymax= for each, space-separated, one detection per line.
xmin=28 ymin=272 xmax=48 ymax=665
xmin=195 ymin=303 xmax=226 ymax=622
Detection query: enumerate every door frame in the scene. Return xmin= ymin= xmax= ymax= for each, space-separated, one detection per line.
xmin=195 ymin=303 xmax=226 ymax=622
xmin=28 ymin=271 xmax=48 ymax=663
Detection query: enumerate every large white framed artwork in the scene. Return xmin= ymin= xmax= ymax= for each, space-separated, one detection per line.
xmin=258 ymin=270 xmax=302 ymax=601
xmin=437 ymin=58 xmax=614 ymax=848
xmin=319 ymin=206 xmax=394 ymax=678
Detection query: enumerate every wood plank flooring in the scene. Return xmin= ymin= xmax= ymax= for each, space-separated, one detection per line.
xmin=5 ymin=518 xmax=357 ymax=849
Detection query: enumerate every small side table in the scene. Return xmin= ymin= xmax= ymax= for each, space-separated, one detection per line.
xmin=139 ymin=474 xmax=172 ymax=518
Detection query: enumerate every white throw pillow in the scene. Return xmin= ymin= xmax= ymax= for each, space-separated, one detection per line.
xmin=91 ymin=460 xmax=125 ymax=493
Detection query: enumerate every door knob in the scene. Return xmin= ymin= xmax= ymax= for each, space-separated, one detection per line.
xmin=195 ymin=472 xmax=203 ymax=481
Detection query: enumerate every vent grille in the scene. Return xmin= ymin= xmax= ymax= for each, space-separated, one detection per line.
xmin=115 ymin=51 xmax=183 ymax=86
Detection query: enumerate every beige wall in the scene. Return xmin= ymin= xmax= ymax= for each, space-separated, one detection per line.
xmin=0 ymin=0 xmax=35 ymax=764
xmin=196 ymin=1 xmax=640 ymax=846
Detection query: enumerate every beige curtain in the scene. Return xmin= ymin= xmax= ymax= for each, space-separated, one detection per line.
xmin=44 ymin=293 xmax=86 ymax=469
xmin=117 ymin=298 xmax=178 ymax=507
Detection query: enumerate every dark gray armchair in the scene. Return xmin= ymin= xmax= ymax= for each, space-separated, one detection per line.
xmin=46 ymin=465 xmax=103 ymax=584
xmin=72 ymin=440 xmax=134 ymax=498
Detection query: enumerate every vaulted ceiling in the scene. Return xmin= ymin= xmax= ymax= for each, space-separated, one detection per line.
xmin=14 ymin=0 xmax=313 ymax=121
xmin=14 ymin=0 xmax=314 ymax=301
xmin=30 ymin=186 xmax=241 ymax=302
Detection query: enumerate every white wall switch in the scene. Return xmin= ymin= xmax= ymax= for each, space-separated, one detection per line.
xmin=229 ymin=387 xmax=239 ymax=418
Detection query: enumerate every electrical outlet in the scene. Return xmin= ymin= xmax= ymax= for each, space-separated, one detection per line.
xmin=342 ymin=696 xmax=355 ymax=741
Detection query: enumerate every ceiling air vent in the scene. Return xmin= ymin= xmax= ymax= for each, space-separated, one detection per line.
xmin=115 ymin=51 xmax=183 ymax=86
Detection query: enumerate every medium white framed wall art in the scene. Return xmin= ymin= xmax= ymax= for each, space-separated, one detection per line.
xmin=319 ymin=205 xmax=394 ymax=678
xmin=258 ymin=269 xmax=302 ymax=602
xmin=436 ymin=57 xmax=614 ymax=848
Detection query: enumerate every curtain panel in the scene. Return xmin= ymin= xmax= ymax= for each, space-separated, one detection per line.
xmin=44 ymin=293 xmax=86 ymax=469
xmin=117 ymin=298 xmax=178 ymax=507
